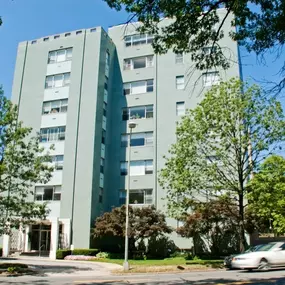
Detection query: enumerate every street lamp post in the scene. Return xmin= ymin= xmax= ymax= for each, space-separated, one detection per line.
xmin=123 ymin=121 xmax=137 ymax=271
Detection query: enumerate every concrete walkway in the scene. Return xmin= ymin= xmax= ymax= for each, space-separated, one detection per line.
xmin=0 ymin=256 xmax=122 ymax=277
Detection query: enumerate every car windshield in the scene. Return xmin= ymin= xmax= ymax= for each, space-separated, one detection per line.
xmin=245 ymin=244 xmax=263 ymax=253
xmin=255 ymin=243 xmax=277 ymax=252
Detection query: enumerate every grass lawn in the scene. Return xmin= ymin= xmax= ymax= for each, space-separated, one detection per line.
xmin=93 ymin=257 xmax=224 ymax=273
xmin=93 ymin=257 xmax=223 ymax=266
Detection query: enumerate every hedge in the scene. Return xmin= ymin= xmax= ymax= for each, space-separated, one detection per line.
xmin=72 ymin=249 xmax=99 ymax=256
xmin=56 ymin=250 xmax=71 ymax=259
xmin=56 ymin=248 xmax=99 ymax=259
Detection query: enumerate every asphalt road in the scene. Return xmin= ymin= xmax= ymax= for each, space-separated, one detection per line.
xmin=1 ymin=268 xmax=285 ymax=285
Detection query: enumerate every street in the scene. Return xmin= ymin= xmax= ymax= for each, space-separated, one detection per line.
xmin=1 ymin=267 xmax=285 ymax=284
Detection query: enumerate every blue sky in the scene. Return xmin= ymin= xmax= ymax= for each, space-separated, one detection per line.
xmin=1 ymin=0 xmax=285 ymax=100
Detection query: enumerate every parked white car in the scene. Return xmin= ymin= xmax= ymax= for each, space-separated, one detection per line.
xmin=231 ymin=242 xmax=285 ymax=271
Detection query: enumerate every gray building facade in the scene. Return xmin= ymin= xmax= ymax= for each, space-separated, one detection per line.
xmin=6 ymin=8 xmax=240 ymax=254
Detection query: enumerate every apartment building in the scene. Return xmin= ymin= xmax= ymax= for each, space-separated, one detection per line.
xmin=5 ymin=8 xmax=241 ymax=257
xmin=108 ymin=12 xmax=241 ymax=247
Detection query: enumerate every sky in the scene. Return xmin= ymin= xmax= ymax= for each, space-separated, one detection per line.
xmin=1 ymin=0 xmax=285 ymax=101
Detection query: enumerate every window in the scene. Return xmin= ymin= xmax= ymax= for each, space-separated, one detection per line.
xmin=101 ymin=130 xmax=106 ymax=144
xmin=99 ymin=188 xmax=103 ymax=203
xmin=105 ymin=51 xmax=110 ymax=76
xmin=146 ymin=105 xmax=153 ymax=118
xmin=119 ymin=189 xmax=153 ymax=205
xmin=120 ymin=162 xmax=128 ymax=176
xmin=100 ymin=158 xmax=104 ymax=173
xmin=48 ymin=48 xmax=73 ymax=64
xmin=123 ymin=56 xmax=154 ymax=70
xmin=122 ymin=105 xmax=153 ymax=120
xmin=104 ymin=89 xmax=108 ymax=103
xmin=119 ymin=190 xmax=126 ymax=205
xmin=31 ymin=40 xmax=37 ymax=44
xmin=202 ymin=46 xmax=217 ymax=55
xmin=146 ymin=80 xmax=154 ymax=92
xmin=76 ymin=30 xmax=82 ymax=35
xmin=103 ymin=102 xmax=107 ymax=117
xmin=121 ymin=132 xmax=153 ymax=147
xmin=176 ymin=102 xmax=185 ymax=116
xmin=124 ymin=34 xmax=153 ymax=47
xmin=65 ymin=33 xmax=71 ymax=37
xmin=175 ymin=53 xmax=184 ymax=64
xmin=43 ymin=37 xmax=49 ymax=42
xmin=35 ymin=186 xmax=61 ymax=201
xmin=104 ymin=76 xmax=108 ymax=90
xmin=90 ymin=28 xmax=96 ymax=33
xmin=53 ymin=155 xmax=64 ymax=170
xmin=176 ymin=76 xmax=185 ymax=90
xmin=202 ymin=71 xmax=220 ymax=86
xmin=45 ymin=73 xmax=71 ymax=89
xmin=145 ymin=160 xmax=154 ymax=174
xmin=121 ymin=160 xmax=153 ymax=176
xmin=121 ymin=135 xmax=128 ymax=147
xmin=123 ymin=79 xmax=153 ymax=95
xmin=42 ymin=99 xmax=68 ymax=115
xmin=54 ymin=35 xmax=60 ymax=39
xmin=129 ymin=189 xmax=153 ymax=205
xmin=106 ymin=51 xmax=110 ymax=67
xmin=40 ymin=126 xmax=66 ymax=142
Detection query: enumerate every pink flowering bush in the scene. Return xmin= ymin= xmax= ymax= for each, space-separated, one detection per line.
xmin=64 ymin=255 xmax=98 ymax=261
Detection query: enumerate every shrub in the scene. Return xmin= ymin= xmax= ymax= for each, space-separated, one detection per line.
xmin=184 ymin=253 xmax=194 ymax=260
xmin=147 ymin=236 xmax=177 ymax=259
xmin=170 ymin=251 xmax=190 ymax=258
xmin=72 ymin=249 xmax=99 ymax=256
xmin=93 ymin=236 xmax=125 ymax=253
xmin=56 ymin=250 xmax=71 ymax=259
xmin=132 ymin=251 xmax=146 ymax=260
xmin=108 ymin=252 xmax=124 ymax=259
xmin=96 ymin=252 xmax=109 ymax=259
xmin=7 ymin=267 xmax=17 ymax=273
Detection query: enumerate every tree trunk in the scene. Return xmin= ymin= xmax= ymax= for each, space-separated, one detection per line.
xmin=239 ymin=194 xmax=247 ymax=252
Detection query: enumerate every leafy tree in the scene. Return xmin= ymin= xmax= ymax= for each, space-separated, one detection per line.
xmin=247 ymin=155 xmax=285 ymax=235
xmin=104 ymin=0 xmax=285 ymax=90
xmin=0 ymin=86 xmax=53 ymax=235
xmin=93 ymin=205 xmax=172 ymax=255
xmin=177 ymin=197 xmax=240 ymax=256
xmin=159 ymin=78 xmax=285 ymax=251
xmin=147 ymin=235 xmax=177 ymax=259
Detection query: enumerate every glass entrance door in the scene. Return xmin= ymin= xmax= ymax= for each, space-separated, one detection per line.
xmin=40 ymin=230 xmax=51 ymax=251
xmin=30 ymin=224 xmax=51 ymax=251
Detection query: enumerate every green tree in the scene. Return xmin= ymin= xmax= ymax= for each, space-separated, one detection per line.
xmin=104 ymin=0 xmax=285 ymax=90
xmin=0 ymin=86 xmax=53 ymax=235
xmin=247 ymin=155 xmax=285 ymax=235
xmin=159 ymin=78 xmax=285 ymax=251
xmin=93 ymin=205 xmax=172 ymax=255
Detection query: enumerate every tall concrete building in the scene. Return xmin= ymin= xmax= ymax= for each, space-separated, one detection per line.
xmin=5 ymin=8 xmax=241 ymax=256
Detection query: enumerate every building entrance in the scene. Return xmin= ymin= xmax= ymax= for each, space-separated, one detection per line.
xmin=30 ymin=224 xmax=51 ymax=252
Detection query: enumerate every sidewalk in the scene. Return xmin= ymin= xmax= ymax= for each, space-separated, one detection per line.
xmin=0 ymin=256 xmax=122 ymax=277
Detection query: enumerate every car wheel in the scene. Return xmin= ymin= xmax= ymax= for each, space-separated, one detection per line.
xmin=258 ymin=258 xmax=270 ymax=271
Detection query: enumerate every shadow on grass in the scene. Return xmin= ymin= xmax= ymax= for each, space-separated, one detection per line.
xmin=186 ymin=260 xmax=223 ymax=269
